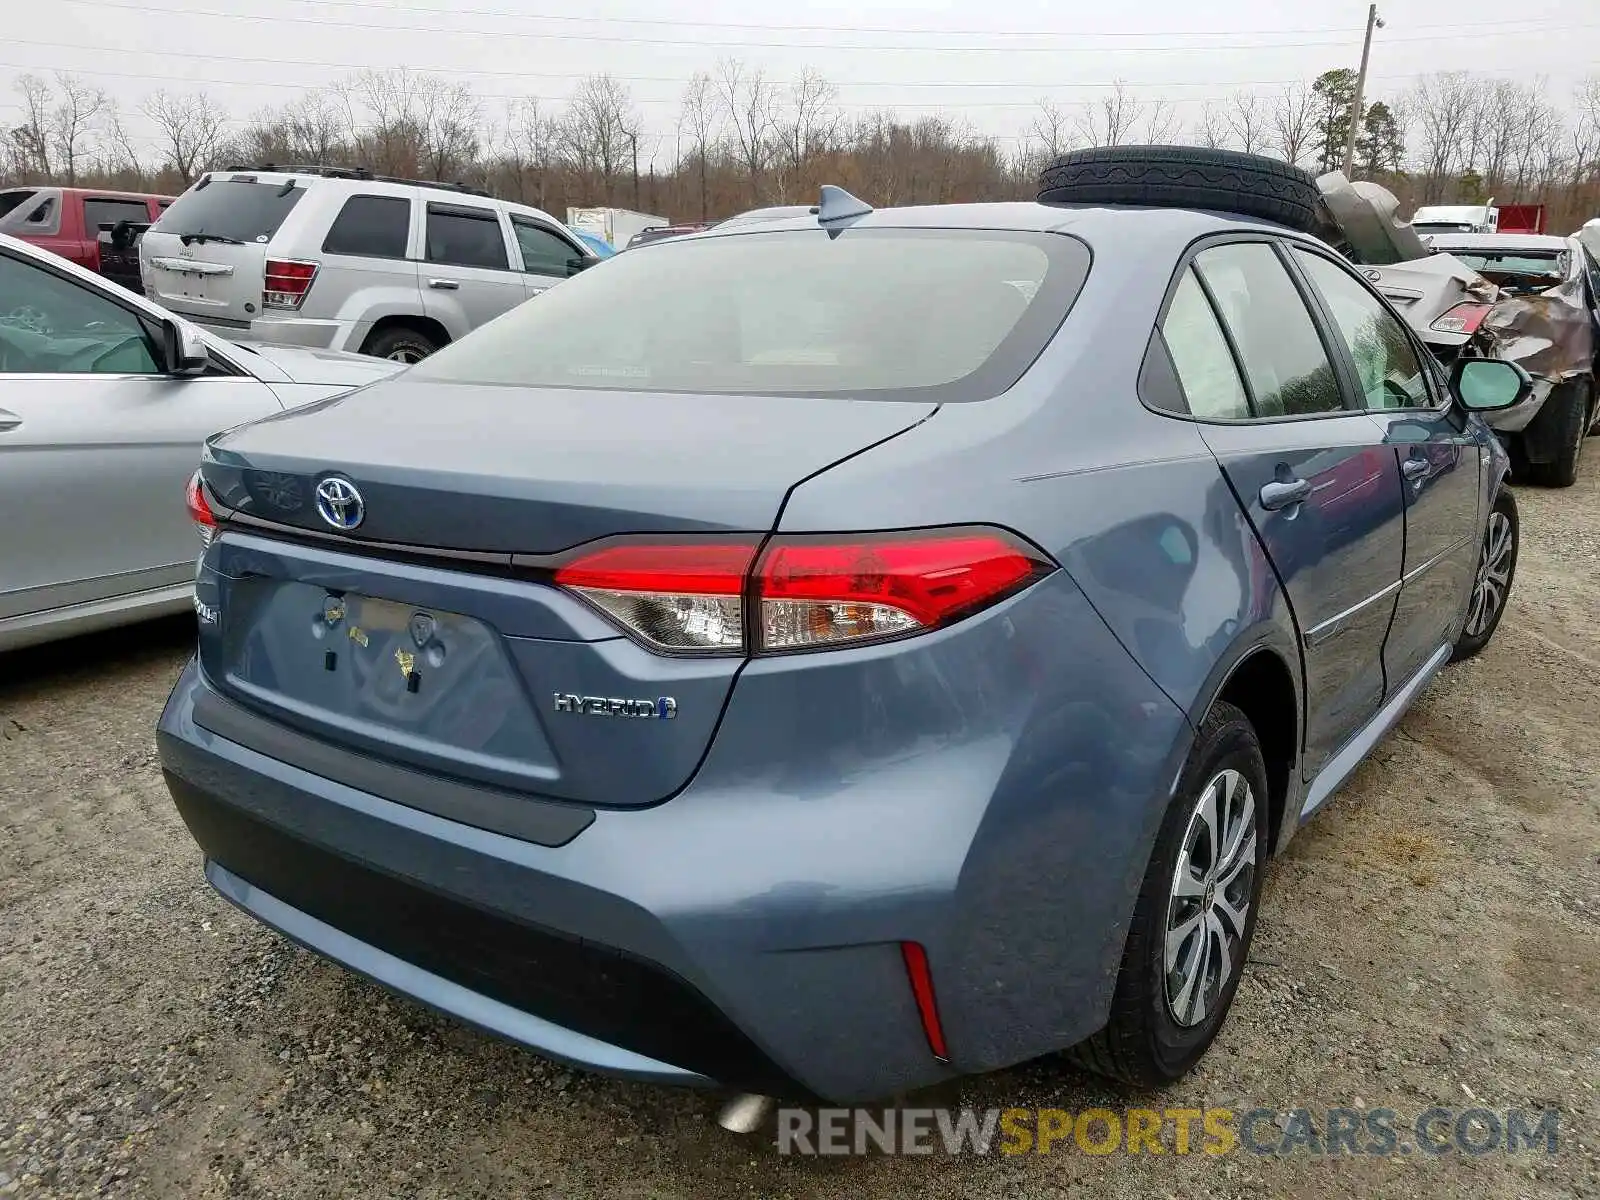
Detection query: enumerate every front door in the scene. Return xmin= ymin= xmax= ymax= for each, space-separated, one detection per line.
xmin=1291 ymin=248 xmax=1485 ymax=688
xmin=510 ymin=214 xmax=584 ymax=301
xmin=1167 ymin=241 xmax=1408 ymax=780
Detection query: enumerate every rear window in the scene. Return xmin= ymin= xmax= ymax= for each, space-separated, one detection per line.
xmin=323 ymin=194 xmax=412 ymax=259
xmin=408 ymin=227 xmax=1090 ymax=402
xmin=151 ymin=178 xmax=305 ymax=243
xmin=1438 ymin=251 xmax=1565 ymax=279
xmin=84 ymin=198 xmax=152 ymax=231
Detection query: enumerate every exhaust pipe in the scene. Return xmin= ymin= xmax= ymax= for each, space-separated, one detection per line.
xmin=716 ymin=1093 xmax=775 ymax=1134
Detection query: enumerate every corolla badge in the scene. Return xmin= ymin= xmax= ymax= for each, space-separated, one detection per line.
xmin=315 ymin=476 xmax=364 ymax=531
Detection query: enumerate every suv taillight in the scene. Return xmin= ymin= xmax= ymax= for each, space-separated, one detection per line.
xmin=263 ymin=258 xmax=318 ymax=310
xmin=185 ymin=470 xmax=217 ymax=547
xmin=552 ymin=527 xmax=1053 ymax=656
xmin=1431 ymin=302 xmax=1493 ymax=335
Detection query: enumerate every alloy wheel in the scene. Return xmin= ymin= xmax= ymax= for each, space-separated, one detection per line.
xmin=386 ymin=347 xmax=427 ymax=363
xmin=1465 ymin=510 xmax=1514 ymax=638
xmin=1164 ymin=768 xmax=1256 ymax=1028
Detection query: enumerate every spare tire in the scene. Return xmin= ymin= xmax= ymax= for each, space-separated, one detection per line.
xmin=1038 ymin=145 xmax=1323 ymax=235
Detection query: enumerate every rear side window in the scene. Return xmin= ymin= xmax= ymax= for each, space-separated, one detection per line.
xmin=408 ymin=227 xmax=1091 ymax=402
xmin=426 ymin=205 xmax=508 ymax=269
xmin=323 ymin=194 xmax=412 ymax=259
xmin=84 ymin=198 xmax=153 ymax=231
xmin=0 ymin=189 xmax=39 ymax=222
xmin=1194 ymin=243 xmax=1344 ymax=418
xmin=0 ymin=192 xmax=58 ymax=236
xmin=1160 ymin=269 xmax=1250 ymax=420
xmin=151 ymin=178 xmax=306 ymax=243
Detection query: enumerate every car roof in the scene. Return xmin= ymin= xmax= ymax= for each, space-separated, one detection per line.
xmin=1426 ymin=233 xmax=1569 ymax=252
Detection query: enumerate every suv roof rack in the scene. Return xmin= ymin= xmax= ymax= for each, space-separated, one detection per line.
xmin=216 ymin=164 xmax=492 ymax=198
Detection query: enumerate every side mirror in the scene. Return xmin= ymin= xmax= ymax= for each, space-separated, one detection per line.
xmin=1449 ymin=357 xmax=1532 ymax=413
xmin=565 ymin=256 xmax=594 ymax=277
xmin=162 ymin=318 xmax=209 ymax=376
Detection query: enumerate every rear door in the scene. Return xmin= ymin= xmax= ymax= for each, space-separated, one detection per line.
xmin=509 ymin=213 xmax=585 ymax=299
xmin=311 ymin=190 xmax=421 ymax=326
xmin=1292 ymin=246 xmax=1484 ymax=688
xmin=419 ymin=201 xmax=526 ymax=336
xmin=142 ymin=175 xmax=308 ymax=326
xmin=1168 ymin=239 xmax=1408 ymax=781
xmin=0 ymin=245 xmax=281 ymax=620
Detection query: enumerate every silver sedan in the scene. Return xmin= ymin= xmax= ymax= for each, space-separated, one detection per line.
xmin=0 ymin=232 xmax=402 ymax=652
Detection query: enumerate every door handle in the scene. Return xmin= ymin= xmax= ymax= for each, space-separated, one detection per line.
xmin=1259 ymin=477 xmax=1312 ymax=511
xmin=0 ymin=409 xmax=21 ymax=432
xmin=426 ymin=278 xmax=460 ymax=290
xmin=1402 ymin=457 xmax=1430 ymax=481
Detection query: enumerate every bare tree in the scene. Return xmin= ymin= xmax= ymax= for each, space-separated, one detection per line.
xmin=416 ymin=77 xmax=481 ymax=182
xmin=100 ymin=101 xmax=144 ymax=177
xmin=774 ymin=68 xmax=838 ymax=201
xmin=143 ymin=90 xmax=227 ymax=184
xmin=48 ymin=73 xmax=108 ymax=184
xmin=714 ymin=58 xmax=777 ymax=203
xmin=679 ymin=71 xmax=720 ymax=220
xmin=509 ymin=96 xmax=558 ymax=208
xmin=1410 ymin=71 xmax=1480 ymax=201
xmin=1226 ymin=91 xmax=1268 ymax=156
xmin=559 ymin=74 xmax=636 ymax=203
xmin=1193 ymin=102 xmax=1232 ymax=150
xmin=11 ymin=74 xmax=55 ymax=178
xmin=1143 ymin=98 xmax=1180 ymax=144
xmin=284 ymin=90 xmax=347 ymax=164
xmin=1075 ymin=81 xmax=1142 ymax=148
xmin=1025 ymin=97 xmax=1071 ymax=177
xmin=1269 ymin=83 xmax=1317 ymax=165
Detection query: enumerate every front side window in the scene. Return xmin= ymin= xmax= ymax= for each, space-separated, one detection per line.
xmin=512 ymin=218 xmax=581 ymax=276
xmin=0 ymin=254 xmax=160 ymax=375
xmin=1295 ymin=250 xmax=1431 ymax=411
xmin=426 ymin=205 xmax=508 ymax=270
xmin=407 ymin=227 xmax=1091 ymax=402
xmin=1194 ymin=242 xmax=1344 ymax=418
xmin=1160 ymin=268 xmax=1250 ymax=420
xmin=323 ymin=194 xmax=412 ymax=259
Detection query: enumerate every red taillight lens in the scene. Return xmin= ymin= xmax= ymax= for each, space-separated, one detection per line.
xmin=755 ymin=529 xmax=1049 ymax=652
xmin=263 ymin=258 xmax=318 ymax=310
xmin=553 ymin=539 xmax=757 ymax=654
xmin=1431 ymin=302 xmax=1492 ymax=335
xmin=185 ymin=469 xmax=217 ymax=547
xmin=551 ymin=527 xmax=1051 ymax=656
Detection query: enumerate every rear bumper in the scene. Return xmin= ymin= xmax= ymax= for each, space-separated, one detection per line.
xmin=157 ymin=569 xmax=1190 ymax=1101
xmin=187 ymin=313 xmax=366 ymax=354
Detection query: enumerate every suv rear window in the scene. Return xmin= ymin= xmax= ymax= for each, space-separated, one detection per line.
xmin=151 ymin=178 xmax=305 ymax=243
xmin=323 ymin=194 xmax=411 ymax=259
xmin=408 ymin=227 xmax=1090 ymax=402
xmin=84 ymin=198 xmax=152 ymax=231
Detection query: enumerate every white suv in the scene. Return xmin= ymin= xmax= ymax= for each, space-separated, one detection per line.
xmin=139 ymin=166 xmax=598 ymax=362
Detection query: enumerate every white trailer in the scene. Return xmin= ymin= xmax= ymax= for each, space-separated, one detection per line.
xmin=566 ymin=207 xmax=669 ymax=250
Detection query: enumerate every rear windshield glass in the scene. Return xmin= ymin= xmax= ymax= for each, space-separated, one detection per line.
xmin=151 ymin=178 xmax=305 ymax=243
xmin=409 ymin=227 xmax=1090 ymax=401
xmin=1439 ymin=251 xmax=1566 ymax=278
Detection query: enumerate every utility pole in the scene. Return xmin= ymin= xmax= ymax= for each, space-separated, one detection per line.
xmin=628 ymin=131 xmax=640 ymax=208
xmin=1342 ymin=4 xmax=1385 ymax=176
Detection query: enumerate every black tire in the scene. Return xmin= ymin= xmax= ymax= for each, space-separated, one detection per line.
xmin=1526 ymin=378 xmax=1588 ymax=487
xmin=1067 ymin=700 xmax=1269 ymax=1088
xmin=363 ymin=325 xmax=439 ymax=364
xmin=1451 ymin=488 xmax=1519 ymax=663
xmin=1037 ymin=146 xmax=1323 ymax=234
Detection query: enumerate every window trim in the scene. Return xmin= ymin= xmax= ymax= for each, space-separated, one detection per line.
xmin=320 ymin=192 xmax=415 ymax=261
xmin=508 ymin=213 xmax=583 ymax=276
xmin=423 ymin=201 xmax=513 ymax=272
xmin=1143 ymin=231 xmax=1367 ymax=427
xmin=1282 ymin=242 xmax=1448 ymax=416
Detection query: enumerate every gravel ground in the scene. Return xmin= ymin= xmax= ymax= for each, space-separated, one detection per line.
xmin=2 ymin=472 xmax=1598 ymax=1200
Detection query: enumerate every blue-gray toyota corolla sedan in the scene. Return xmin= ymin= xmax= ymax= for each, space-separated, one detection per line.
xmin=159 ymin=149 xmax=1528 ymax=1104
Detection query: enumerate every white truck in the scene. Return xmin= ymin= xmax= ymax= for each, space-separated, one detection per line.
xmin=566 ymin=207 xmax=669 ymax=252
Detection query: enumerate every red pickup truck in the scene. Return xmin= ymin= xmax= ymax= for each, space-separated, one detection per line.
xmin=0 ymin=185 xmax=174 ymax=293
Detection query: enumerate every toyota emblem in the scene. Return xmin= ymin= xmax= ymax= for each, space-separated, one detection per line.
xmin=314 ymin=476 xmax=365 ymax=531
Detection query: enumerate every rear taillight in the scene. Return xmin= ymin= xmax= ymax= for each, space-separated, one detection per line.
xmin=263 ymin=258 xmax=318 ymax=310
xmin=185 ymin=469 xmax=217 ymax=547
xmin=1431 ymin=302 xmax=1492 ymax=335
xmin=552 ymin=527 xmax=1052 ymax=656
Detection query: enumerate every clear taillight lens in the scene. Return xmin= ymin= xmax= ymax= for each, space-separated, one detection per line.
xmin=185 ymin=469 xmax=217 ymax=547
xmin=263 ymin=258 xmax=318 ymax=310
xmin=551 ymin=528 xmax=1052 ymax=656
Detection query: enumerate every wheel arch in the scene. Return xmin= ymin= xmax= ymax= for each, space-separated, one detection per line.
xmin=361 ymin=314 xmax=451 ymax=357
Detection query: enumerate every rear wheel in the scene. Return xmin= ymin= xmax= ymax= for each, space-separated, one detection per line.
xmin=364 ymin=326 xmax=439 ymax=364
xmin=1451 ymin=489 xmax=1518 ymax=662
xmin=1067 ymin=701 xmax=1269 ymax=1087
xmin=1526 ymin=379 xmax=1588 ymax=487
xmin=1037 ymin=146 xmax=1323 ymax=234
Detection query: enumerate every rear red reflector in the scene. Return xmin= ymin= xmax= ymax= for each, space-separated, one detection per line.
xmin=901 ymin=941 xmax=950 ymax=1061
xmin=263 ymin=258 xmax=318 ymax=310
xmin=551 ymin=527 xmax=1051 ymax=656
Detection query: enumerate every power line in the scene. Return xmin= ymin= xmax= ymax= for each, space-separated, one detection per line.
xmin=45 ymin=0 xmax=1600 ymax=54
xmin=51 ymin=0 xmax=1590 ymax=41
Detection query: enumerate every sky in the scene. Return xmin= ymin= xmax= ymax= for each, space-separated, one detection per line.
xmin=3 ymin=0 xmax=1598 ymax=164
